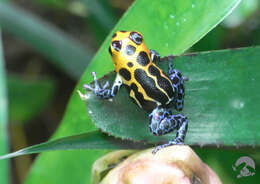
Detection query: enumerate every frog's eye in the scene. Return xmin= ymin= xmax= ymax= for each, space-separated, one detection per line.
xmin=108 ymin=46 xmax=112 ymax=56
xmin=129 ymin=32 xmax=143 ymax=45
xmin=112 ymin=40 xmax=122 ymax=52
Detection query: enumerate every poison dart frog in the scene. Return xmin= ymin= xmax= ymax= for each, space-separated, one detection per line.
xmin=80 ymin=31 xmax=188 ymax=154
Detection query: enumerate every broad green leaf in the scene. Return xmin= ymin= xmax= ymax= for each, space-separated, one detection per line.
xmin=0 ymin=30 xmax=9 ymax=184
xmin=0 ymin=131 xmax=147 ymax=160
xmin=25 ymin=0 xmax=241 ymax=184
xmin=83 ymin=0 xmax=241 ymax=83
xmin=85 ymin=46 xmax=260 ymax=145
xmin=8 ymin=74 xmax=55 ymax=123
xmin=0 ymin=2 xmax=93 ymax=79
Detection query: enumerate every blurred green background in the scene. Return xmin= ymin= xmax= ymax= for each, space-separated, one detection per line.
xmin=0 ymin=0 xmax=260 ymax=183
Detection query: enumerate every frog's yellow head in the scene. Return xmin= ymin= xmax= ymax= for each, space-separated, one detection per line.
xmin=108 ymin=31 xmax=150 ymax=72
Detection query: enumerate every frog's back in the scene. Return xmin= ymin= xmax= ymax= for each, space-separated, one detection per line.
xmin=109 ymin=31 xmax=174 ymax=112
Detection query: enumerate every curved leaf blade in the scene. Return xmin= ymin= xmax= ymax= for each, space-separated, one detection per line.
xmin=84 ymin=46 xmax=260 ymax=146
xmin=0 ymin=131 xmax=148 ymax=160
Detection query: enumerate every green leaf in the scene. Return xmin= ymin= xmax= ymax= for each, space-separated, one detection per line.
xmin=25 ymin=0 xmax=241 ymax=183
xmin=0 ymin=2 xmax=93 ymax=79
xmin=0 ymin=30 xmax=9 ymax=184
xmin=0 ymin=131 xmax=147 ymax=160
xmin=4 ymin=46 xmax=259 ymax=161
xmin=5 ymin=46 xmax=260 ymax=159
xmin=84 ymin=46 xmax=260 ymax=146
xmin=8 ymin=74 xmax=55 ymax=123
xmin=83 ymin=0 xmax=241 ymax=83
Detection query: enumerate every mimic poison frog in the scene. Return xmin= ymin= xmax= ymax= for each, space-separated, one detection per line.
xmin=80 ymin=31 xmax=188 ymax=154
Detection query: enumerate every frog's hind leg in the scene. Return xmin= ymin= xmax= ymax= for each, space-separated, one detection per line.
xmin=149 ymin=107 xmax=188 ymax=154
xmin=168 ymin=62 xmax=187 ymax=111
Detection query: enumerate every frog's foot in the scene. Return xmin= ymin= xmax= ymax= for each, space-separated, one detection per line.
xmin=149 ymin=107 xmax=188 ymax=154
xmin=152 ymin=138 xmax=184 ymax=154
xmin=83 ymin=72 xmax=112 ymax=99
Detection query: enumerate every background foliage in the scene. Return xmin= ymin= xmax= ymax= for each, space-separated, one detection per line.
xmin=0 ymin=0 xmax=260 ymax=184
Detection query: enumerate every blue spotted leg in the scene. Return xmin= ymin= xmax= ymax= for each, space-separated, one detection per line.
xmin=150 ymin=49 xmax=160 ymax=63
xmin=83 ymin=72 xmax=122 ymax=99
xmin=150 ymin=51 xmax=188 ymax=111
xmin=168 ymin=61 xmax=188 ymax=111
xmin=149 ymin=107 xmax=188 ymax=154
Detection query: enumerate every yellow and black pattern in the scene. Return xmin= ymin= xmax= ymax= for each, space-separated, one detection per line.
xmin=109 ymin=31 xmax=174 ymax=112
xmin=82 ymin=30 xmax=188 ymax=154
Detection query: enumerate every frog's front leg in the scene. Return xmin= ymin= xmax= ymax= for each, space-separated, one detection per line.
xmin=149 ymin=107 xmax=188 ymax=154
xmin=83 ymin=72 xmax=122 ymax=99
xmin=168 ymin=62 xmax=188 ymax=111
xmin=150 ymin=50 xmax=186 ymax=110
xmin=150 ymin=49 xmax=160 ymax=63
